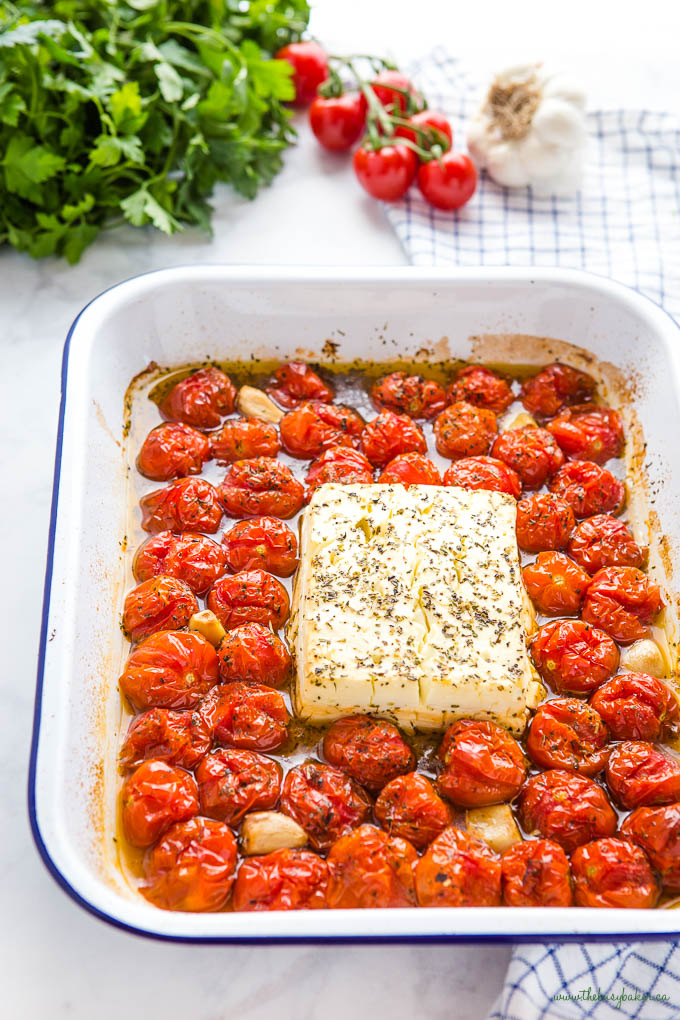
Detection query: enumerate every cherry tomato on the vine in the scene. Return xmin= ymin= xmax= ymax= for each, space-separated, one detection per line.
xmin=395 ymin=110 xmax=452 ymax=150
xmin=369 ymin=70 xmax=421 ymax=114
xmin=310 ymin=92 xmax=366 ymax=151
xmin=353 ymin=144 xmax=417 ymax=202
xmin=418 ymin=152 xmax=477 ymax=211
xmin=276 ymin=42 xmax=329 ymax=106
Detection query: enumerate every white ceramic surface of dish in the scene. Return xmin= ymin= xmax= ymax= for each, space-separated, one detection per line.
xmin=30 ymin=265 xmax=680 ymax=941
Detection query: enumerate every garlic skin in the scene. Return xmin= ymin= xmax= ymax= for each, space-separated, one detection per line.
xmin=467 ymin=64 xmax=587 ymax=196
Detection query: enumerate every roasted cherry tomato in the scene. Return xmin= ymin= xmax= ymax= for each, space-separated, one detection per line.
xmin=491 ymin=426 xmax=564 ymax=490
xmin=590 ymin=672 xmax=678 ymax=742
xmin=527 ymin=698 xmax=610 ymax=776
xmin=370 ymin=371 xmax=448 ymax=419
xmin=121 ymin=759 xmax=198 ymax=848
xmin=443 ymin=455 xmax=521 ymax=497
xmin=620 ymin=804 xmax=680 ymax=892
xmin=280 ymin=762 xmax=372 ymax=851
xmin=353 ymin=143 xmax=417 ymax=201
xmin=549 ymin=461 xmax=625 ymax=519
xmin=517 ymin=769 xmax=617 ymax=853
xmin=218 ymin=458 xmax=304 ymax=519
xmin=119 ymin=630 xmax=219 ymax=711
xmin=142 ymin=817 xmax=237 ymax=912
xmin=217 ymin=622 xmax=291 ymax=688
xmin=279 ymin=401 xmax=364 ymax=459
xmin=370 ymin=70 xmax=421 ymax=114
xmin=195 ymin=748 xmax=282 ymax=825
xmin=437 ymin=720 xmax=527 ymax=808
xmin=447 ymin=366 xmax=513 ymax=414
xmin=546 ymin=403 xmax=625 ymax=465
xmin=222 ymin=517 xmax=298 ymax=577
xmin=395 ymin=110 xmax=453 ymax=150
xmin=520 ymin=362 xmax=596 ymax=419
xmin=360 ymin=410 xmax=427 ymax=467
xmin=266 ymin=361 xmax=333 ymax=409
xmin=207 ymin=569 xmax=289 ymax=632
xmin=415 ymin=826 xmax=501 ymax=907
xmin=201 ymin=682 xmax=289 ymax=752
xmin=209 ymin=418 xmax=280 ymax=464
xmin=515 ymin=493 xmax=575 ymax=553
xmin=501 ymin=839 xmax=573 ymax=907
xmin=232 ymin=848 xmax=329 ymax=911
xmin=122 ymin=575 xmax=198 ymax=643
xmin=305 ymin=446 xmax=374 ymax=498
xmin=133 ymin=531 xmax=227 ymax=596
xmin=322 ymin=716 xmax=415 ymax=792
xmin=276 ymin=41 xmax=329 ymax=106
xmin=159 ymin=367 xmax=236 ymax=429
xmin=326 ymin=824 xmax=417 ymax=909
xmin=309 ymin=91 xmax=366 ymax=151
xmin=568 ymin=515 xmax=647 ymax=575
xmin=379 ymin=452 xmax=442 ymax=486
xmin=375 ymin=772 xmax=451 ymax=850
xmin=417 ymin=151 xmax=477 ymax=211
xmin=118 ymin=707 xmax=211 ymax=772
xmin=140 ymin=477 xmax=223 ymax=535
xmin=530 ymin=619 xmax=619 ymax=695
xmin=571 ymin=838 xmax=658 ymax=909
xmin=137 ymin=422 xmax=210 ymax=482
xmin=606 ymin=741 xmax=680 ymax=809
xmin=433 ymin=401 xmax=497 ymax=460
xmin=522 ymin=551 xmax=590 ymax=616
xmin=581 ymin=565 xmax=663 ymax=644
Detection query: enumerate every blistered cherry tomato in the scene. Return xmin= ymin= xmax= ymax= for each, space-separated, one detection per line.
xmin=546 ymin=403 xmax=625 ymax=464
xmin=280 ymin=762 xmax=372 ymax=851
xmin=620 ymin=804 xmax=680 ymax=892
xmin=582 ymin=566 xmax=663 ymax=644
xmin=549 ymin=461 xmax=625 ymax=519
xmin=527 ymin=698 xmax=610 ymax=776
xmin=266 ymin=361 xmax=333 ymax=409
xmin=137 ymin=422 xmax=210 ymax=482
xmin=133 ymin=531 xmax=226 ymax=596
xmin=207 ymin=569 xmax=289 ymax=632
xmin=379 ymin=452 xmax=442 ymax=486
xmin=140 ymin=477 xmax=223 ymax=535
xmin=210 ymin=418 xmax=280 ymax=464
xmin=159 ymin=367 xmax=236 ymax=429
xmin=530 ymin=619 xmax=619 ymax=695
xmin=517 ymin=769 xmax=617 ymax=853
xmin=305 ymin=446 xmax=374 ymax=498
xmin=276 ymin=42 xmax=329 ymax=106
xmin=370 ymin=70 xmax=421 ymax=114
xmin=123 ymin=575 xmax=198 ymax=643
xmin=447 ymin=366 xmax=514 ymax=414
xmin=491 ymin=426 xmax=564 ymax=490
xmin=375 ymin=772 xmax=451 ymax=850
xmin=433 ymin=401 xmax=497 ymax=460
xmin=370 ymin=371 xmax=448 ymax=419
xmin=119 ymin=630 xmax=219 ymax=711
xmin=415 ymin=826 xmax=501 ymax=907
xmin=606 ymin=741 xmax=680 ymax=809
xmin=501 ymin=839 xmax=573 ymax=907
xmin=568 ymin=515 xmax=646 ymax=575
xmin=280 ymin=401 xmax=364 ymax=459
xmin=418 ymin=152 xmax=477 ymax=211
xmin=520 ymin=362 xmax=596 ymax=419
xmin=443 ymin=456 xmax=521 ymax=497
xmin=360 ymin=410 xmax=427 ymax=467
xmin=142 ymin=817 xmax=237 ymax=912
xmin=395 ymin=110 xmax=452 ymax=150
xmin=119 ymin=707 xmax=211 ymax=772
xmin=590 ymin=672 xmax=678 ymax=742
xmin=222 ymin=517 xmax=298 ymax=577
xmin=309 ymin=92 xmax=366 ymax=151
xmin=232 ymin=849 xmax=330 ymax=911
xmin=437 ymin=720 xmax=527 ymax=807
xmin=195 ymin=748 xmax=281 ymax=825
xmin=522 ymin=551 xmax=590 ymax=616
xmin=353 ymin=144 xmax=417 ymax=201
xmin=323 ymin=716 xmax=415 ymax=792
xmin=218 ymin=458 xmax=304 ymax=519
xmin=201 ymin=682 xmax=289 ymax=752
xmin=217 ymin=622 xmax=291 ymax=688
xmin=326 ymin=824 xmax=417 ymax=909
xmin=571 ymin=838 xmax=658 ymax=909
xmin=121 ymin=759 xmax=198 ymax=848
xmin=516 ymin=493 xmax=575 ymax=553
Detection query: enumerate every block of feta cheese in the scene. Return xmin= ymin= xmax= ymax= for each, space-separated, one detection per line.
xmin=288 ymin=484 xmax=541 ymax=735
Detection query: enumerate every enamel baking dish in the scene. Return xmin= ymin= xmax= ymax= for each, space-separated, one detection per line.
xmin=30 ymin=265 xmax=680 ymax=942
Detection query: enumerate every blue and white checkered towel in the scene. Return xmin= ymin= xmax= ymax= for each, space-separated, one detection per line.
xmin=385 ymin=50 xmax=680 ymax=1020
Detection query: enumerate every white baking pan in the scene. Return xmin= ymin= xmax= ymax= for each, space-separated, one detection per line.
xmin=29 ymin=265 xmax=680 ymax=941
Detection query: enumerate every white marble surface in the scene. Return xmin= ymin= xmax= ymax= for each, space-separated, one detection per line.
xmin=1 ymin=1 xmax=678 ymax=1017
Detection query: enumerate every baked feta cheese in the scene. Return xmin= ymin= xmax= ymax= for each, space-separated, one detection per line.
xmin=288 ymin=484 xmax=541 ymax=735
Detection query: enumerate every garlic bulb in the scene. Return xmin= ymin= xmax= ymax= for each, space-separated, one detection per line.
xmin=467 ymin=63 xmax=587 ymax=196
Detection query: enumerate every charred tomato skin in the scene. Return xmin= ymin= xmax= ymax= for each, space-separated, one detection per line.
xmin=266 ymin=361 xmax=333 ymax=409
xmin=370 ymin=371 xmax=448 ymax=419
xmin=322 ymin=716 xmax=415 ymax=793
xmin=195 ymin=747 xmax=282 ymax=825
xmin=447 ymin=365 xmax=514 ymax=415
xmin=501 ymin=838 xmax=573 ymax=907
xmin=415 ymin=826 xmax=502 ymax=907
xmin=520 ymin=362 xmax=596 ymax=419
